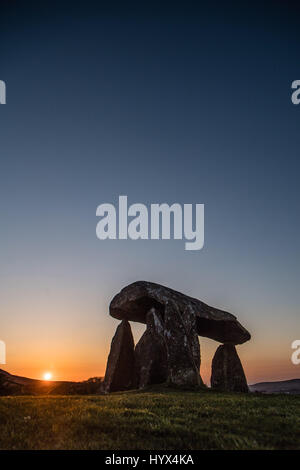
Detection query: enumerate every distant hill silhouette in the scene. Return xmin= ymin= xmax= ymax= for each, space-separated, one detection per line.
xmin=249 ymin=378 xmax=300 ymax=394
xmin=0 ymin=368 xmax=103 ymax=395
xmin=1 ymin=368 xmax=299 ymax=395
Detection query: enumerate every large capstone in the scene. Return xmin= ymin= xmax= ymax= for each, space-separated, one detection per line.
xmin=103 ymin=319 xmax=135 ymax=393
xmin=110 ymin=281 xmax=250 ymax=345
xmin=134 ymin=308 xmax=168 ymax=388
xmin=211 ymin=344 xmax=249 ymax=393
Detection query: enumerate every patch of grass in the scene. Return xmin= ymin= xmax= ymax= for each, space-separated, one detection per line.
xmin=0 ymin=388 xmax=299 ymax=450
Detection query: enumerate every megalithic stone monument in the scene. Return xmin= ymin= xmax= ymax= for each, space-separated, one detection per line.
xmin=104 ymin=281 xmax=251 ymax=392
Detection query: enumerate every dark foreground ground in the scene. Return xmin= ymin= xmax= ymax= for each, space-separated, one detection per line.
xmin=0 ymin=388 xmax=299 ymax=450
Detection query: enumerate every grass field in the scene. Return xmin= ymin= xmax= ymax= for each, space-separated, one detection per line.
xmin=0 ymin=387 xmax=299 ymax=450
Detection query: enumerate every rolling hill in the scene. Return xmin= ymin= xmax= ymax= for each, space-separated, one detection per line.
xmin=249 ymin=378 xmax=300 ymax=394
xmin=0 ymin=368 xmax=102 ymax=395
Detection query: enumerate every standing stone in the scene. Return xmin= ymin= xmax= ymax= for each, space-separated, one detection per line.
xmin=135 ymin=308 xmax=168 ymax=388
xmin=164 ymin=300 xmax=203 ymax=387
xmin=103 ymin=320 xmax=135 ymax=393
xmin=211 ymin=344 xmax=248 ymax=393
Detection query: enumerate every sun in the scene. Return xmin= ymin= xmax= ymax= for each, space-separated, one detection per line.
xmin=43 ymin=372 xmax=52 ymax=381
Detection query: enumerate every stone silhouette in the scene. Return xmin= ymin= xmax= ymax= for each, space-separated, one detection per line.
xmin=211 ymin=344 xmax=249 ymax=393
xmin=104 ymin=281 xmax=251 ymax=392
xmin=135 ymin=308 xmax=168 ymax=388
xmin=164 ymin=301 xmax=203 ymax=386
xmin=103 ymin=319 xmax=135 ymax=393
xmin=110 ymin=281 xmax=250 ymax=344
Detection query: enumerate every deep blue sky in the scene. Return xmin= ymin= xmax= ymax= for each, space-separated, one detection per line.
xmin=0 ymin=1 xmax=299 ymax=383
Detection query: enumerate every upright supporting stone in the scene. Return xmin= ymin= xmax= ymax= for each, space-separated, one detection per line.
xmin=135 ymin=308 xmax=168 ymax=388
xmin=211 ymin=344 xmax=248 ymax=393
xmin=103 ymin=319 xmax=135 ymax=393
xmin=164 ymin=300 xmax=203 ymax=387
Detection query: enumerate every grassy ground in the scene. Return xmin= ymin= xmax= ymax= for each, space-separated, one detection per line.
xmin=0 ymin=387 xmax=299 ymax=450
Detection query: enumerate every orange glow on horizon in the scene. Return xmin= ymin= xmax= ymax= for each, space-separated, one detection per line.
xmin=4 ymin=348 xmax=299 ymax=387
xmin=43 ymin=372 xmax=53 ymax=381
xmin=3 ymin=322 xmax=299 ymax=386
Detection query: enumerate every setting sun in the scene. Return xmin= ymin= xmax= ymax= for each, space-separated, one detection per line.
xmin=43 ymin=372 xmax=52 ymax=381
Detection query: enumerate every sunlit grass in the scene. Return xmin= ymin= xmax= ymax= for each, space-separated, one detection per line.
xmin=0 ymin=388 xmax=299 ymax=450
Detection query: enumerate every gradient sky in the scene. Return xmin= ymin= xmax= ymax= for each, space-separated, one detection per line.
xmin=0 ymin=1 xmax=299 ymax=384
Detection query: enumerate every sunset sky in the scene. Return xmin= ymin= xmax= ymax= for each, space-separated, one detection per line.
xmin=0 ymin=2 xmax=299 ymax=385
